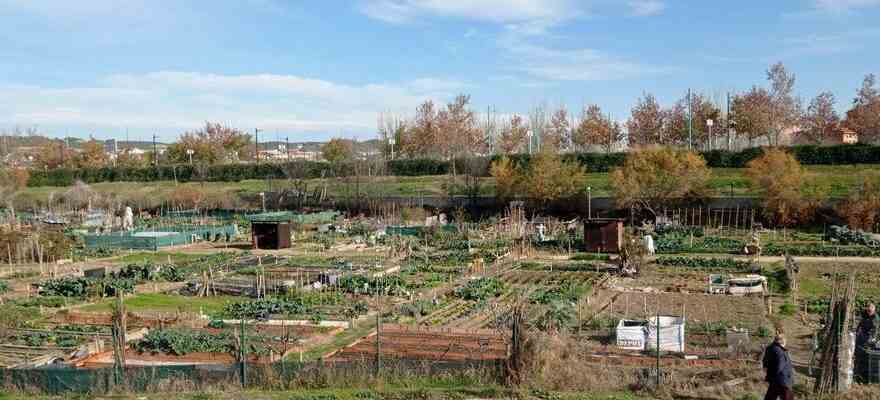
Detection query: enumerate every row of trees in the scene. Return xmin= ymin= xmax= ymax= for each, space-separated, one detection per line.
xmin=488 ymin=145 xmax=879 ymax=229
xmin=380 ymin=64 xmax=879 ymax=159
xmin=378 ymin=95 xmax=624 ymax=159
xmin=25 ymin=122 xmax=256 ymax=170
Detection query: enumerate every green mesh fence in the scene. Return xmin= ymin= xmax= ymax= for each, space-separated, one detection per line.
xmin=84 ymin=225 xmax=238 ymax=251
xmin=385 ymin=225 xmax=458 ymax=236
xmin=0 ymin=360 xmax=501 ymax=395
xmin=246 ymin=211 xmax=341 ymax=224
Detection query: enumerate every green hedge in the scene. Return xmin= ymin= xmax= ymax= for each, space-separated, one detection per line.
xmin=26 ymin=143 xmax=880 ymax=187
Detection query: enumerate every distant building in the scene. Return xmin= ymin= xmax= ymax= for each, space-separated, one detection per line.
xmin=258 ymin=145 xmax=320 ymax=161
xmin=840 ymin=127 xmax=859 ymax=144
xmin=789 ymin=126 xmax=860 ymax=146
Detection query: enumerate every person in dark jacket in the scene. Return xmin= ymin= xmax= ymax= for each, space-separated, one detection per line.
xmin=855 ymin=303 xmax=880 ymax=382
xmin=763 ymin=333 xmax=794 ymax=400
xmin=857 ymin=303 xmax=879 ymax=344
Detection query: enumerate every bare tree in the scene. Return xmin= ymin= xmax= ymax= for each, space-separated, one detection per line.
xmin=732 ymin=87 xmax=773 ymax=147
xmin=528 ymin=103 xmax=548 ymax=153
xmin=799 ymin=92 xmax=839 ymax=145
xmin=481 ymin=106 xmax=499 ymax=154
xmin=627 ymin=93 xmax=665 ymax=147
xmin=438 ymin=94 xmax=483 ymax=161
xmin=377 ymin=112 xmax=407 ymax=159
xmin=574 ymin=104 xmax=624 ymax=153
xmin=404 ymin=100 xmax=439 ymax=158
xmin=497 ymin=115 xmax=529 ymax=154
xmin=767 ymin=62 xmax=802 ymax=146
xmin=544 ymin=106 xmax=571 ymax=153
xmin=845 ymin=74 xmax=880 ymax=143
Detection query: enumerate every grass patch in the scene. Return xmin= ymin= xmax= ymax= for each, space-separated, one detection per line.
xmin=79 ymin=293 xmax=237 ymax=315
xmin=798 ymin=277 xmax=828 ymax=299
xmin=15 ymin=163 xmax=880 ymax=209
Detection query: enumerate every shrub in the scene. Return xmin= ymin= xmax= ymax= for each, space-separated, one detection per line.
xmin=454 ymin=278 xmax=505 ymax=301
xmin=779 ymin=303 xmax=797 ymax=316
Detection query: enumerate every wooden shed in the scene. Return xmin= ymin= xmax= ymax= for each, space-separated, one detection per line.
xmin=583 ymin=218 xmax=624 ymax=253
xmin=247 ymin=212 xmax=295 ymax=250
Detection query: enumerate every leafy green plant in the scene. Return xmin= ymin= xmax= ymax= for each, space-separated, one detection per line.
xmin=779 ymin=303 xmax=797 ymax=316
xmin=763 ymin=243 xmax=880 ymax=257
xmin=453 ymin=278 xmax=505 ymax=301
xmin=826 ymin=225 xmax=880 ymax=248
xmin=656 ymin=256 xmax=756 ymax=271
xmin=133 ymin=329 xmax=233 ymax=355
xmin=337 ymin=275 xmax=407 ymax=296
xmin=529 ymin=281 xmax=587 ymax=305
xmin=39 ymin=277 xmax=92 ymax=297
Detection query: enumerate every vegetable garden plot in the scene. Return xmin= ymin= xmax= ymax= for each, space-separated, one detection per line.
xmin=326 ymin=324 xmax=508 ymax=362
xmin=417 ymin=270 xmax=599 ymax=330
xmin=591 ymin=290 xmax=769 ymax=330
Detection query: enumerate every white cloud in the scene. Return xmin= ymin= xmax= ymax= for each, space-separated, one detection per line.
xmin=358 ymin=0 xmax=581 ymax=24
xmin=501 ymin=41 xmax=668 ymax=81
xmin=628 ymin=0 xmax=666 ymax=16
xmin=0 ymin=72 xmax=469 ymax=140
xmin=358 ymin=0 xmax=668 ymax=83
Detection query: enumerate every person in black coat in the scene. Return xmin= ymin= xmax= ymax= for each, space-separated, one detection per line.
xmin=855 ymin=303 xmax=879 ymax=382
xmin=763 ymin=333 xmax=794 ymax=400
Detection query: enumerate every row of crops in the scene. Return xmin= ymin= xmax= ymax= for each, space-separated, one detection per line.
xmin=653 ymin=224 xmax=880 ymax=256
xmin=37 ymin=260 xmax=193 ymax=299
xmin=218 ymin=292 xmax=369 ymax=321
xmin=133 ymin=327 xmax=277 ymax=356
xmin=655 ymin=256 xmax=758 ymax=271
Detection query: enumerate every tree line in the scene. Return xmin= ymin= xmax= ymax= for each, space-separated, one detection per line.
xmin=490 ymin=146 xmax=880 ymax=230
xmin=376 ymin=63 xmax=879 ymax=159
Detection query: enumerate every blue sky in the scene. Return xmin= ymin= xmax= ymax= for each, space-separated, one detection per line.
xmin=1 ymin=0 xmax=879 ymax=142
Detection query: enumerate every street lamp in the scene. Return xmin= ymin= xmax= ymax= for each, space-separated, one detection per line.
xmin=527 ymin=130 xmax=534 ymax=155
xmin=389 ymin=137 xmax=396 ymax=160
xmin=706 ymin=119 xmax=714 ymax=150
xmin=186 ymin=149 xmax=194 ymax=165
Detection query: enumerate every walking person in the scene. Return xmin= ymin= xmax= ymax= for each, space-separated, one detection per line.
xmin=855 ymin=303 xmax=880 ymax=382
xmin=763 ymin=333 xmax=794 ymax=400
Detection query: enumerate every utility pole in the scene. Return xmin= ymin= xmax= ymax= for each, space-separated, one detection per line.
xmin=726 ymin=92 xmax=732 ymax=151
xmin=286 ymin=136 xmax=290 ymax=163
xmin=112 ymin=293 xmax=126 ymax=387
xmin=153 ymin=132 xmax=158 ymax=166
xmin=375 ymin=281 xmax=381 ymax=377
xmin=687 ymin=88 xmax=693 ymax=151
xmin=254 ymin=128 xmax=261 ymax=162
xmin=655 ymin=309 xmax=661 ymax=388
xmin=240 ymin=318 xmax=247 ymax=387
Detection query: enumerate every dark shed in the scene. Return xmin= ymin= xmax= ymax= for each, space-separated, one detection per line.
xmin=583 ymin=218 xmax=624 ymax=253
xmin=247 ymin=212 xmax=295 ymax=250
